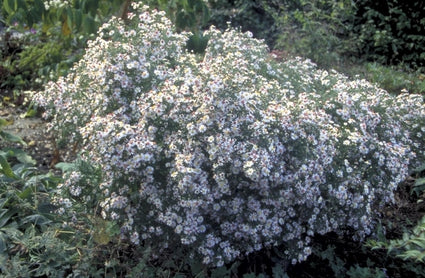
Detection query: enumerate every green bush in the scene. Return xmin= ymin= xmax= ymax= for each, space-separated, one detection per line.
xmin=0 ymin=0 xmax=126 ymax=92
xmin=1 ymin=0 xmax=123 ymax=37
xmin=367 ymin=215 xmax=425 ymax=276
xmin=0 ymin=120 xmax=155 ymax=277
xmin=256 ymin=0 xmax=425 ymax=71
xmin=269 ymin=0 xmax=356 ymax=68
xmin=0 ymin=121 xmax=75 ymax=277
xmin=208 ymin=0 xmax=278 ymax=47
xmin=0 ymin=0 xmax=212 ymax=93
xmin=352 ymin=0 xmax=425 ymax=69
xmin=358 ymin=63 xmax=425 ymax=95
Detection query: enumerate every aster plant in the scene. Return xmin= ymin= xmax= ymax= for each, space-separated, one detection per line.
xmin=34 ymin=3 xmax=425 ymax=267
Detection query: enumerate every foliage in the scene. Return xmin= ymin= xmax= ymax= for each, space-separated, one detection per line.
xmin=264 ymin=0 xmax=425 ymax=71
xmin=0 ymin=120 xmax=154 ymax=277
xmin=0 ymin=31 xmax=76 ymax=93
xmin=0 ymin=0 xmax=125 ymax=93
xmin=143 ymin=0 xmax=210 ymax=53
xmin=0 ymin=121 xmax=75 ymax=277
xmin=34 ymin=3 xmax=425 ymax=269
xmin=208 ymin=0 xmax=278 ymax=47
xmin=360 ymin=63 xmax=425 ymax=95
xmin=0 ymin=118 xmax=26 ymax=146
xmin=0 ymin=0 xmax=212 ymax=94
xmin=352 ymin=0 xmax=425 ymax=69
xmin=363 ymin=156 xmax=425 ymax=277
xmin=412 ymin=163 xmax=425 ymax=198
xmin=1 ymin=0 xmax=123 ymax=37
xmin=367 ymin=215 xmax=425 ymax=276
xmin=267 ymin=0 xmax=357 ymax=68
xmin=146 ymin=0 xmax=210 ymax=31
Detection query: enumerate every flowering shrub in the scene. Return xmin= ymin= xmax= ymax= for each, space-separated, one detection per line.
xmin=34 ymin=3 xmax=425 ymax=266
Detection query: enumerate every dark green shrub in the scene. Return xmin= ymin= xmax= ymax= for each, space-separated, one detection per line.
xmin=0 ymin=0 xmax=212 ymax=93
xmin=352 ymin=0 xmax=425 ymax=69
xmin=0 ymin=0 xmax=126 ymax=93
xmin=265 ymin=0 xmax=357 ymax=68
xmin=1 ymin=0 xmax=123 ymax=38
xmin=208 ymin=0 xmax=278 ymax=47
xmin=257 ymin=0 xmax=425 ymax=71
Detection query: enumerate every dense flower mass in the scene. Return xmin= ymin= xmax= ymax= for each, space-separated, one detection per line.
xmin=35 ymin=3 xmax=425 ymax=266
xmin=44 ymin=0 xmax=70 ymax=10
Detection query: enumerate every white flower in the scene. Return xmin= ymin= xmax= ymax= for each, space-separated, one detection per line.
xmin=34 ymin=5 xmax=425 ymax=267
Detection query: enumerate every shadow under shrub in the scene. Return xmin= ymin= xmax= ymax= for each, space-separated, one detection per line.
xmin=34 ymin=2 xmax=425 ymax=270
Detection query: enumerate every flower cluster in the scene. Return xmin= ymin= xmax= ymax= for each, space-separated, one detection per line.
xmin=35 ymin=3 xmax=425 ymax=266
xmin=43 ymin=0 xmax=70 ymax=10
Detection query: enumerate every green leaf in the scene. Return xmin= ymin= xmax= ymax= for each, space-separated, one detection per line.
xmin=415 ymin=178 xmax=425 ymax=187
xmin=37 ymin=202 xmax=57 ymax=214
xmin=0 ymin=118 xmax=11 ymax=129
xmin=211 ymin=266 xmax=230 ymax=278
xmin=0 ymin=130 xmax=26 ymax=145
xmin=190 ymin=259 xmax=206 ymax=277
xmin=0 ymin=155 xmax=19 ymax=180
xmin=399 ymin=250 xmax=425 ymax=262
xmin=0 ymin=232 xmax=6 ymax=254
xmin=13 ymin=149 xmax=36 ymax=165
xmin=3 ymin=0 xmax=16 ymax=14
xmin=16 ymin=0 xmax=26 ymax=11
xmin=74 ymin=9 xmax=83 ymax=30
xmin=55 ymin=162 xmax=76 ymax=172
xmin=22 ymin=107 xmax=37 ymax=118
xmin=22 ymin=214 xmax=52 ymax=226
xmin=0 ymin=198 xmax=7 ymax=209
xmin=66 ymin=6 xmax=74 ymax=32
xmin=18 ymin=186 xmax=33 ymax=200
xmin=407 ymin=237 xmax=425 ymax=248
xmin=82 ymin=15 xmax=96 ymax=34
xmin=415 ymin=163 xmax=425 ymax=173
xmin=34 ymin=0 xmax=45 ymax=12
xmin=0 ymin=209 xmax=15 ymax=228
xmin=272 ymin=265 xmax=290 ymax=278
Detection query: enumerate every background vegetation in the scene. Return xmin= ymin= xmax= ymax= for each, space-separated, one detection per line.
xmin=1 ymin=0 xmax=425 ymax=277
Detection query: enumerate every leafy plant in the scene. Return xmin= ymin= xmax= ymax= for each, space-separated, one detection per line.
xmin=266 ymin=0 xmax=357 ymax=68
xmin=0 ymin=0 xmax=126 ymax=93
xmin=0 ymin=121 xmax=141 ymax=277
xmin=367 ymin=215 xmax=425 ymax=276
xmin=1 ymin=0 xmax=123 ymax=38
xmin=352 ymin=0 xmax=425 ymax=69
xmin=252 ymin=0 xmax=425 ymax=74
xmin=208 ymin=0 xmax=278 ymax=47
xmin=0 ymin=123 xmax=75 ymax=276
xmin=0 ymin=118 xmax=26 ymax=146
xmin=347 ymin=265 xmax=388 ymax=278
xmin=411 ymin=162 xmax=425 ymax=198
xmin=145 ymin=0 xmax=210 ymax=53
xmin=361 ymin=63 xmax=425 ymax=95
